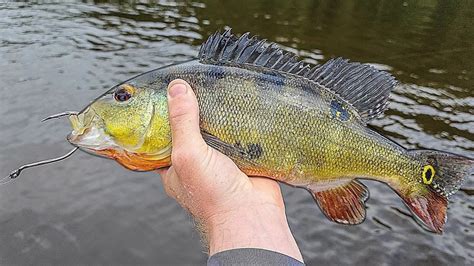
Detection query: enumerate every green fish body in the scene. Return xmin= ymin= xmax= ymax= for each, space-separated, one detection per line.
xmin=68 ymin=30 xmax=473 ymax=233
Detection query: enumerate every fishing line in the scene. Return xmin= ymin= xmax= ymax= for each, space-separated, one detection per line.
xmin=0 ymin=147 xmax=79 ymax=186
xmin=41 ymin=111 xmax=78 ymax=122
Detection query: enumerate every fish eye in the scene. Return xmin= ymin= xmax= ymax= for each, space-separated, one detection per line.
xmin=114 ymin=84 xmax=135 ymax=102
xmin=422 ymin=165 xmax=435 ymax=185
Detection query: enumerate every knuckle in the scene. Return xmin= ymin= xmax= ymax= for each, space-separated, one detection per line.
xmin=169 ymin=108 xmax=192 ymax=125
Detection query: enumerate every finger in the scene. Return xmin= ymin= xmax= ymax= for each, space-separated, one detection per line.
xmin=167 ymin=79 xmax=207 ymax=152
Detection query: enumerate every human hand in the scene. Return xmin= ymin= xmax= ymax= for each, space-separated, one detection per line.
xmin=157 ymin=79 xmax=303 ymax=261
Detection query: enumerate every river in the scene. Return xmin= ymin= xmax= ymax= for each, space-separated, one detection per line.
xmin=0 ymin=1 xmax=473 ymax=265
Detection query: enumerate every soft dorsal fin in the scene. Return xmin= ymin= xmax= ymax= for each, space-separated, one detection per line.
xmin=307 ymin=58 xmax=397 ymax=121
xmin=198 ymin=29 xmax=398 ymax=122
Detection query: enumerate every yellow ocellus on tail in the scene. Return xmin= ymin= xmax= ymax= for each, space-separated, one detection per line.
xmin=59 ymin=29 xmax=473 ymax=233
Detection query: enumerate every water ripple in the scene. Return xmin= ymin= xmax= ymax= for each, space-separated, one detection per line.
xmin=0 ymin=1 xmax=472 ymax=264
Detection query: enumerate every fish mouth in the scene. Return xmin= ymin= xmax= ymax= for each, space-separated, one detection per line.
xmin=66 ymin=106 xmax=172 ymax=171
xmin=67 ymin=107 xmax=118 ymax=152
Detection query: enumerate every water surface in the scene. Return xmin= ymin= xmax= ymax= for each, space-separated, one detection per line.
xmin=0 ymin=1 xmax=473 ymax=265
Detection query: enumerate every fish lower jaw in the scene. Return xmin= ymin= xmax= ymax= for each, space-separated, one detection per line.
xmin=68 ymin=126 xmax=172 ymax=171
xmin=67 ymin=126 xmax=118 ymax=151
xmin=88 ymin=146 xmax=171 ymax=171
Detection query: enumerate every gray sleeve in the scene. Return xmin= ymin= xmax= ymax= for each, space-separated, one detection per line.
xmin=207 ymin=248 xmax=304 ymax=266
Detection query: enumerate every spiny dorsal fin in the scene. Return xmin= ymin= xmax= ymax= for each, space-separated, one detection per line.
xmin=199 ymin=29 xmax=309 ymax=76
xmin=198 ymin=29 xmax=398 ymax=122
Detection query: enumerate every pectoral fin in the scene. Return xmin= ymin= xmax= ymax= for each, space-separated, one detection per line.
xmin=309 ymin=180 xmax=369 ymax=225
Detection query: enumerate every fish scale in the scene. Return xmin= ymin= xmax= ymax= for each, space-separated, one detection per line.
xmin=64 ymin=29 xmax=473 ymax=233
xmin=164 ymin=63 xmax=417 ymax=186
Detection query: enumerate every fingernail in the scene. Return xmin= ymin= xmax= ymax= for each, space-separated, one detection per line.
xmin=168 ymin=83 xmax=187 ymax=98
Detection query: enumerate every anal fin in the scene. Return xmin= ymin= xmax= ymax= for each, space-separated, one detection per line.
xmin=309 ymin=180 xmax=369 ymax=225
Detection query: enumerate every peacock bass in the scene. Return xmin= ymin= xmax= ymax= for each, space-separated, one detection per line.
xmin=66 ymin=29 xmax=473 ymax=233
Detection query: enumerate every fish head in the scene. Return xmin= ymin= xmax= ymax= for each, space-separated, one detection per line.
xmin=67 ymin=81 xmax=172 ymax=171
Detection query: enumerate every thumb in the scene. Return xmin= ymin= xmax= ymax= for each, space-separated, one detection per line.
xmin=167 ymin=79 xmax=207 ymax=152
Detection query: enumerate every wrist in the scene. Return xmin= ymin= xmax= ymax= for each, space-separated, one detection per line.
xmin=204 ymin=202 xmax=303 ymax=262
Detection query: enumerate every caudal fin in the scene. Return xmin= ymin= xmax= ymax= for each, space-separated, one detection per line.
xmin=400 ymin=150 xmax=473 ymax=233
xmin=401 ymin=188 xmax=447 ymax=233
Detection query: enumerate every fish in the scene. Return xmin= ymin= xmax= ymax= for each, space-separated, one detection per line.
xmin=61 ymin=29 xmax=473 ymax=233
